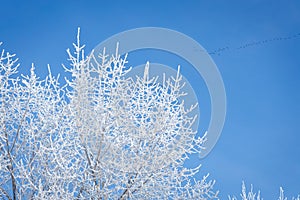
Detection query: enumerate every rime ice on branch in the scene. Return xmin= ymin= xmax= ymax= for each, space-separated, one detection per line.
xmin=228 ymin=182 xmax=300 ymax=200
xmin=0 ymin=29 xmax=217 ymax=199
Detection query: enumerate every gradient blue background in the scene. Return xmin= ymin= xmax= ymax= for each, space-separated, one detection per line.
xmin=1 ymin=1 xmax=299 ymax=199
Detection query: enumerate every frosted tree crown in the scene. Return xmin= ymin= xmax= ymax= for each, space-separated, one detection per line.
xmin=0 ymin=30 xmax=217 ymax=199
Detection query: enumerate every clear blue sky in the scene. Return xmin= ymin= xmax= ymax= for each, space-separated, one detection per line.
xmin=1 ymin=0 xmax=300 ymax=199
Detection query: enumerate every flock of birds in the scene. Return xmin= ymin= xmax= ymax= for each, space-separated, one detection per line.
xmin=207 ymin=32 xmax=300 ymax=56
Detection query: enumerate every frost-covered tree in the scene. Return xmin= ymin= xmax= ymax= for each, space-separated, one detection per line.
xmin=228 ymin=182 xmax=300 ymax=200
xmin=0 ymin=29 xmax=218 ymax=199
xmin=228 ymin=182 xmax=261 ymax=200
